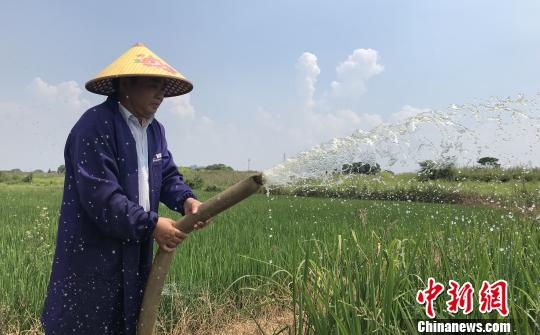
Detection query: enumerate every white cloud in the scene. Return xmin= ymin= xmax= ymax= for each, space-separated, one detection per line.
xmin=158 ymin=48 xmax=386 ymax=172
xmin=167 ymin=94 xmax=196 ymax=119
xmin=330 ymin=48 xmax=384 ymax=100
xmin=295 ymin=52 xmax=320 ymax=108
xmin=391 ymin=105 xmax=431 ymax=122
xmin=26 ymin=77 xmax=90 ymax=110
xmin=304 ymin=110 xmax=384 ymax=142
xmin=288 ymin=49 xmax=385 ymax=147
xmin=199 ymin=116 xmax=213 ymax=125
xmin=0 ymin=78 xmax=92 ymax=171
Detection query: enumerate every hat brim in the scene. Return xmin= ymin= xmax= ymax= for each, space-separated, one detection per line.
xmin=85 ymin=74 xmax=193 ymax=98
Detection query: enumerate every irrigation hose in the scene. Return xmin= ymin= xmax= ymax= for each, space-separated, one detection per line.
xmin=137 ymin=173 xmax=265 ymax=335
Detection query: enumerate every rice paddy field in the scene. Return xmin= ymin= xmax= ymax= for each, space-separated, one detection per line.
xmin=0 ymin=170 xmax=539 ymax=334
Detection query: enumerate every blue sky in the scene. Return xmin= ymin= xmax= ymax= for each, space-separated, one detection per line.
xmin=1 ymin=1 xmax=539 ymax=171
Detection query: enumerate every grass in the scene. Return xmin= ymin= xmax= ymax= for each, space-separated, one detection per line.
xmin=0 ymin=168 xmax=539 ymax=334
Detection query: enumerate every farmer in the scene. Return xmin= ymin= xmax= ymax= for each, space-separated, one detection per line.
xmin=41 ymin=42 xmax=211 ymax=334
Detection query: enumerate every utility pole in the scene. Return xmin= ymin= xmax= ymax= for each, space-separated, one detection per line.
xmin=283 ymin=153 xmax=286 ymax=162
xmin=247 ymin=158 xmax=251 ymax=171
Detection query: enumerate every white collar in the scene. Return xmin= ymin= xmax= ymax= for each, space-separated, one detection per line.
xmin=118 ymin=102 xmax=154 ymax=128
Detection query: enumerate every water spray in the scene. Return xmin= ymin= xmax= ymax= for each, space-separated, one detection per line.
xmin=137 ymin=173 xmax=265 ymax=335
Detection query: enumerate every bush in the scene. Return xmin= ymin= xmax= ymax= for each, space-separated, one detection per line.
xmin=21 ymin=173 xmax=33 ymax=183
xmin=417 ymin=160 xmax=456 ymax=181
xmin=185 ymin=175 xmax=204 ymax=190
xmin=204 ymin=185 xmax=221 ymax=192
xmin=204 ymin=164 xmax=233 ymax=171
xmin=342 ymin=162 xmax=381 ymax=175
xmin=0 ymin=172 xmax=20 ymax=184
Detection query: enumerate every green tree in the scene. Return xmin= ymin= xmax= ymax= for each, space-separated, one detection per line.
xmin=417 ymin=160 xmax=456 ymax=181
xmin=342 ymin=162 xmax=381 ymax=175
xmin=57 ymin=165 xmax=66 ymax=174
xmin=477 ymin=156 xmax=500 ymax=168
xmin=205 ymin=163 xmax=233 ymax=171
xmin=21 ymin=173 xmax=33 ymax=183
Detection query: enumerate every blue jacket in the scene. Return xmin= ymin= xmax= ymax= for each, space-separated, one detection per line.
xmin=41 ymin=96 xmax=195 ymax=334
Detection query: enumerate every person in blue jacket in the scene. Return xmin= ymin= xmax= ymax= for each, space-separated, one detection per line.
xmin=41 ymin=43 xmax=211 ymax=334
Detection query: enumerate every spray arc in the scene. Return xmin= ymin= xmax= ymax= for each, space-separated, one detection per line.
xmin=137 ymin=173 xmax=265 ymax=335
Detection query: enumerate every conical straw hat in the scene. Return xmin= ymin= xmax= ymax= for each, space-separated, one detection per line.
xmin=85 ymin=42 xmax=193 ymax=97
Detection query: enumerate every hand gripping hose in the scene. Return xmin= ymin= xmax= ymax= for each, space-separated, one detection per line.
xmin=137 ymin=173 xmax=265 ymax=334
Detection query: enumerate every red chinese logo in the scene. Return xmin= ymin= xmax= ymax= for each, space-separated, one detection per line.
xmin=134 ymin=54 xmax=177 ymax=74
xmin=446 ymin=280 xmax=474 ymax=315
xmin=416 ymin=278 xmax=509 ymax=318
xmin=479 ymin=280 xmax=509 ymax=317
xmin=416 ymin=277 xmax=445 ymax=318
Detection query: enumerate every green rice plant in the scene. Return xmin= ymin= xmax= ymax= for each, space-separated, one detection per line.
xmin=235 ymin=202 xmax=539 ymax=334
xmin=1 ymin=182 xmax=539 ymax=334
